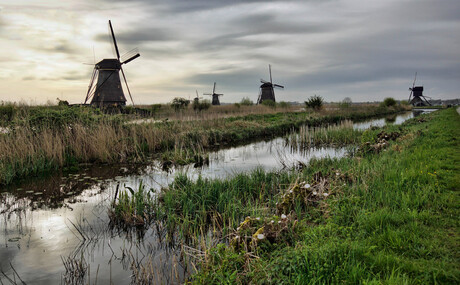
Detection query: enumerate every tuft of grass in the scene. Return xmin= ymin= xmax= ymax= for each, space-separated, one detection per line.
xmin=109 ymin=182 xmax=155 ymax=227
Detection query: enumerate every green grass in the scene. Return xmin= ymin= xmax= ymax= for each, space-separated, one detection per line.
xmin=158 ymin=108 xmax=459 ymax=284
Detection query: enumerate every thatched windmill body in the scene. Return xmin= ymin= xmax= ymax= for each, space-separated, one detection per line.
xmin=203 ymin=82 xmax=223 ymax=105
xmin=257 ymin=64 xmax=284 ymax=104
xmin=84 ymin=20 xmax=140 ymax=107
xmin=408 ymin=72 xmax=431 ymax=106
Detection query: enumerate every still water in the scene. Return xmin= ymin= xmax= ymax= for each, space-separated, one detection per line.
xmin=0 ymin=110 xmax=430 ymax=284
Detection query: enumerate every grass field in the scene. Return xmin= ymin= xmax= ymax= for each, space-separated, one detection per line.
xmin=145 ymin=108 xmax=459 ymax=284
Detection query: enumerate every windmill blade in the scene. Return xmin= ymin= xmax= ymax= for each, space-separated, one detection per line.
xmin=120 ymin=67 xmax=134 ymax=106
xmin=274 ymin=84 xmax=284 ymax=89
xmin=196 ymin=90 xmax=199 ymax=98
xmin=412 ymin=72 xmax=417 ymax=89
xmin=215 ymin=93 xmax=224 ymax=96
xmin=269 ymin=64 xmax=272 ymax=84
xmin=84 ymin=68 xmax=97 ymax=104
xmin=408 ymin=89 xmax=413 ymax=102
xmin=213 ymin=82 xmax=216 ymax=94
xmin=121 ymin=53 xmax=140 ymax=65
xmin=109 ymin=20 xmax=120 ymax=60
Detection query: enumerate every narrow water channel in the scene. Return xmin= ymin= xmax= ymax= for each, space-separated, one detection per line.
xmin=0 ymin=110 xmax=433 ymax=284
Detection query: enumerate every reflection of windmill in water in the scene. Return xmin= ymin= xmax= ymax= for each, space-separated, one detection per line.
xmin=257 ymin=64 xmax=284 ymax=104
xmin=84 ymin=20 xmax=140 ymax=108
xmin=203 ymin=82 xmax=223 ymax=105
xmin=408 ymin=72 xmax=431 ymax=107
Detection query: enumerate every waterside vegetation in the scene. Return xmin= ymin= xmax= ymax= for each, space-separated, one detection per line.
xmin=0 ymin=103 xmax=407 ymax=185
xmin=115 ymin=108 xmax=459 ymax=283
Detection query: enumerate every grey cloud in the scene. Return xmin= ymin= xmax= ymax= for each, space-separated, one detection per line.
xmin=94 ymin=27 xmax=177 ymax=46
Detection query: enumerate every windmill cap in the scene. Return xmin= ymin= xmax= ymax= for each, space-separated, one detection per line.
xmin=412 ymin=86 xmax=423 ymax=91
xmin=96 ymin=59 xmax=121 ymax=70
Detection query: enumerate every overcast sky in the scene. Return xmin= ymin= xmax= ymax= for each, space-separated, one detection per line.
xmin=0 ymin=0 xmax=459 ymax=104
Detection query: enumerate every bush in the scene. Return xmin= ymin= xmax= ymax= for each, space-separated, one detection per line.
xmin=262 ymin=100 xmax=276 ymax=108
xmin=193 ymin=100 xmax=211 ymax=112
xmin=339 ymin=97 xmax=352 ymax=109
xmin=381 ymin=97 xmax=396 ymax=107
xmin=240 ymin=97 xmax=254 ymax=106
xmin=305 ymin=95 xmax=324 ymax=110
xmin=0 ymin=103 xmax=16 ymax=122
xmin=278 ymin=101 xmax=289 ymax=108
xmin=171 ymin=97 xmax=190 ymax=111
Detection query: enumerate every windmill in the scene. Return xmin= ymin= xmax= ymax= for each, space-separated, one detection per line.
xmin=84 ymin=20 xmax=140 ymax=108
xmin=257 ymin=64 xmax=284 ymax=104
xmin=203 ymin=82 xmax=223 ymax=105
xmin=408 ymin=72 xmax=431 ymax=106
xmin=194 ymin=90 xmax=203 ymax=103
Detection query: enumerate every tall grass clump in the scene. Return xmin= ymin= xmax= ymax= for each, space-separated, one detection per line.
xmin=110 ymin=182 xmax=155 ymax=227
xmin=154 ymin=169 xmax=294 ymax=241
xmin=288 ymin=120 xmax=363 ymax=147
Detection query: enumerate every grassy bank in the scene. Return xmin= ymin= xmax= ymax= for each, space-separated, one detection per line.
xmin=0 ymin=104 xmax=407 ymax=185
xmin=150 ymin=108 xmax=459 ymax=283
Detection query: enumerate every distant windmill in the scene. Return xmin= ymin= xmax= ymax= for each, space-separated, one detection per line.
xmin=257 ymin=64 xmax=284 ymax=104
xmin=194 ymin=90 xmax=203 ymax=103
xmin=203 ymin=82 xmax=223 ymax=105
xmin=84 ymin=20 xmax=140 ymax=108
xmin=408 ymin=72 xmax=431 ymax=106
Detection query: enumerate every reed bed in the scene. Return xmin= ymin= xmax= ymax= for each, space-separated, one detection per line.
xmin=287 ymin=120 xmax=363 ymax=148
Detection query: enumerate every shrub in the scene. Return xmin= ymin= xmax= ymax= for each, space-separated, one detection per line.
xmin=381 ymin=97 xmax=396 ymax=107
xmin=171 ymin=97 xmax=190 ymax=111
xmin=305 ymin=95 xmax=324 ymax=110
xmin=262 ymin=100 xmax=276 ymax=108
xmin=193 ymin=100 xmax=211 ymax=112
xmin=0 ymin=103 xmax=16 ymax=122
xmin=240 ymin=97 xmax=254 ymax=106
xmin=278 ymin=101 xmax=289 ymax=108
xmin=339 ymin=97 xmax=352 ymax=109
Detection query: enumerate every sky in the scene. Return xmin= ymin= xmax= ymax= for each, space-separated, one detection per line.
xmin=0 ymin=0 xmax=459 ymax=105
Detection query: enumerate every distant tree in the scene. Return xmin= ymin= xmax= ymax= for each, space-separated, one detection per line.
xmin=381 ymin=97 xmax=396 ymax=107
xmin=340 ymin=97 xmax=352 ymax=108
xmin=305 ymin=95 xmax=323 ymax=110
xmin=171 ymin=97 xmax=190 ymax=111
xmin=240 ymin=97 xmax=254 ymax=106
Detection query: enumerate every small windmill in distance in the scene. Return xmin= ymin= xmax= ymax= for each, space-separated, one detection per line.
xmin=257 ymin=64 xmax=284 ymax=104
xmin=203 ymin=82 xmax=223 ymax=105
xmin=194 ymin=90 xmax=203 ymax=103
xmin=408 ymin=72 xmax=431 ymax=106
xmin=84 ymin=20 xmax=140 ymax=108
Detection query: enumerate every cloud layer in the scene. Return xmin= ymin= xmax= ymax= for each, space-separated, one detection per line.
xmin=0 ymin=0 xmax=459 ymax=104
